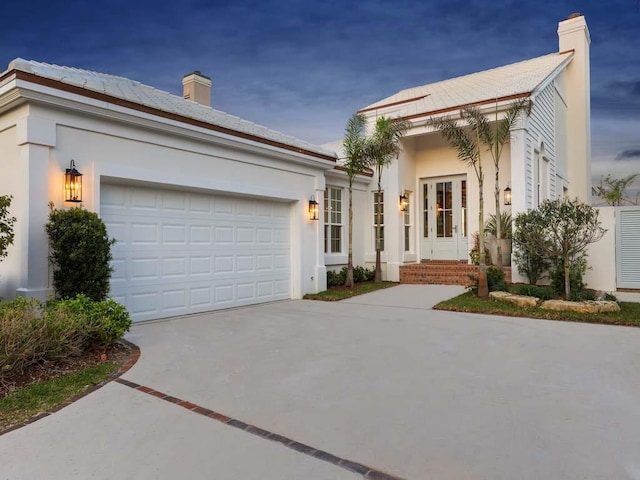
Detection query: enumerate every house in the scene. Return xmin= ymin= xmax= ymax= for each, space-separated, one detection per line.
xmin=324 ymin=13 xmax=593 ymax=286
xmin=0 ymin=62 xmax=339 ymax=321
xmin=0 ymin=14 xmax=607 ymax=322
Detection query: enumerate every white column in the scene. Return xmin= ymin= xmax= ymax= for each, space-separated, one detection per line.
xmin=16 ymin=143 xmax=52 ymax=299
xmin=509 ymin=118 xmax=528 ymax=283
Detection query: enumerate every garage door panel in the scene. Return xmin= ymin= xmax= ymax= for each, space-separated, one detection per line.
xmin=101 ymin=184 xmax=291 ymax=321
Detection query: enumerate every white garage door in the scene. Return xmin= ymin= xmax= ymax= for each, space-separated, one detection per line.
xmin=101 ymin=183 xmax=291 ymax=322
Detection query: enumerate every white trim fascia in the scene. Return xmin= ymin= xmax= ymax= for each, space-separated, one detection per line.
xmin=324 ymin=168 xmax=372 ymax=185
xmin=10 ymin=79 xmax=337 ymax=170
xmin=530 ymin=54 xmax=574 ymax=102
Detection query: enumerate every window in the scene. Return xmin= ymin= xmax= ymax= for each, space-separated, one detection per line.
xmin=373 ymin=191 xmax=384 ymax=251
xmin=324 ymin=187 xmax=342 ymax=253
xmin=460 ymin=180 xmax=467 ymax=238
xmin=423 ymin=184 xmax=429 ymax=238
xmin=403 ymin=193 xmax=411 ymax=252
xmin=436 ymin=181 xmax=453 ymax=238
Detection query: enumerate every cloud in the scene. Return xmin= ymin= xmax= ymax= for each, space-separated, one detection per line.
xmin=616 ymin=149 xmax=640 ymax=161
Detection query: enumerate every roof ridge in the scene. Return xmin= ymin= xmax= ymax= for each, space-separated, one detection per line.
xmin=362 ymin=51 xmax=571 ymax=111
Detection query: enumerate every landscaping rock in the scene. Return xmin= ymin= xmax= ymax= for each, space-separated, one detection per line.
xmin=489 ymin=291 xmax=539 ymax=307
xmin=540 ymin=300 xmax=621 ymax=313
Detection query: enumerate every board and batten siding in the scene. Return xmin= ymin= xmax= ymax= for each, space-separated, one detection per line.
xmin=524 ymin=81 xmax=558 ymax=210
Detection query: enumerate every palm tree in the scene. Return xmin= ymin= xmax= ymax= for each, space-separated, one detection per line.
xmin=367 ymin=116 xmax=410 ymax=283
xmin=342 ymin=113 xmax=369 ymax=288
xmin=476 ymin=99 xmax=528 ymax=268
xmin=430 ymin=109 xmax=490 ymax=297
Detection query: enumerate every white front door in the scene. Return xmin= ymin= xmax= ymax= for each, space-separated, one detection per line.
xmin=420 ymin=176 xmax=468 ymax=260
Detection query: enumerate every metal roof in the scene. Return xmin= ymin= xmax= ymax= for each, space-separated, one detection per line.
xmin=359 ymin=51 xmax=573 ymax=118
xmin=5 ymin=58 xmax=336 ymax=159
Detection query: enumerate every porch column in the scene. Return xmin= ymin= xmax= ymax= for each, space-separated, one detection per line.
xmin=313 ymin=180 xmax=326 ymax=292
xmin=509 ymin=115 xmax=528 ymax=283
xmin=15 ymin=116 xmax=56 ymax=299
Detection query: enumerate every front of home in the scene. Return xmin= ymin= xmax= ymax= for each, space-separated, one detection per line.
xmin=1 ymin=14 xmax=621 ymax=322
xmin=323 ymin=14 xmax=592 ymax=286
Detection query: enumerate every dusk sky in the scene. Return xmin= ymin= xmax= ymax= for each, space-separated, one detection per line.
xmin=2 ymin=0 xmax=639 ymax=187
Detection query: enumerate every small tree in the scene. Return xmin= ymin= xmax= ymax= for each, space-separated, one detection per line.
xmin=0 ymin=195 xmax=16 ymax=262
xmin=595 ymin=173 xmax=639 ymax=206
xmin=513 ymin=209 xmax=552 ymax=285
xmin=367 ymin=116 xmax=410 ymax=283
xmin=46 ymin=205 xmax=115 ymax=301
xmin=342 ymin=113 xmax=369 ymax=288
xmin=430 ymin=108 xmax=490 ymax=297
xmin=524 ymin=198 xmax=606 ymax=299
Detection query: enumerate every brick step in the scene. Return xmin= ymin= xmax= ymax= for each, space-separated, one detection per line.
xmin=400 ymin=263 xmax=511 ymax=286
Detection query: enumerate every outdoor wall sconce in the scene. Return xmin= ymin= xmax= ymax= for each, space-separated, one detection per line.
xmin=308 ymin=196 xmax=319 ymax=221
xmin=399 ymin=194 xmax=408 ymax=212
xmin=64 ymin=160 xmax=83 ymax=203
xmin=504 ymin=186 xmax=512 ymax=206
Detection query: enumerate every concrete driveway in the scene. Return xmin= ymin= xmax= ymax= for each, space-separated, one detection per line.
xmin=1 ymin=285 xmax=640 ymax=479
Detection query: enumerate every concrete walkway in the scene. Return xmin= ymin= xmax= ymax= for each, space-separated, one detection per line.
xmin=2 ymin=285 xmax=640 ymax=479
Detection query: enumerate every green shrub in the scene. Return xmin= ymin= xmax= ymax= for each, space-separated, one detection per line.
xmin=327 ymin=265 xmax=375 ymax=287
xmin=353 ymin=265 xmax=375 ymax=283
xmin=485 ymin=212 xmax=513 ymax=239
xmin=327 ymin=268 xmax=347 ymax=287
xmin=49 ymin=295 xmax=131 ymax=348
xmin=513 ymin=210 xmax=551 ymax=285
xmin=550 ymin=256 xmax=587 ymax=301
xmin=487 ymin=267 xmax=507 ymax=292
xmin=0 ymin=297 xmax=85 ymax=378
xmin=508 ymin=284 xmax=555 ymax=300
xmin=0 ymin=295 xmax=131 ymax=380
xmin=46 ymin=205 xmax=115 ymax=301
xmin=0 ymin=195 xmax=16 ymax=262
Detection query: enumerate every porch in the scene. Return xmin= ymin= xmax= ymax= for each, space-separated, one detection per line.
xmin=400 ymin=260 xmax=512 ymax=286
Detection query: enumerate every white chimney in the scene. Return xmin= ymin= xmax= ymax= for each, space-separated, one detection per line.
xmin=182 ymin=71 xmax=212 ymax=107
xmin=558 ymin=13 xmax=591 ymax=202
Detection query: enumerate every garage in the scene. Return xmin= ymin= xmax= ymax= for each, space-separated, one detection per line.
xmin=100 ymin=183 xmax=292 ymax=322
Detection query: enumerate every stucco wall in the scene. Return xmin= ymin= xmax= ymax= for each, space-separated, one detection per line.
xmin=0 ymin=123 xmax=23 ymax=298
xmin=583 ymin=206 xmax=616 ymax=292
xmin=10 ymin=102 xmax=332 ymax=299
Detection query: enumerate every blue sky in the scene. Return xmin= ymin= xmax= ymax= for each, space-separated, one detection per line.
xmin=2 ymin=0 xmax=639 ymax=187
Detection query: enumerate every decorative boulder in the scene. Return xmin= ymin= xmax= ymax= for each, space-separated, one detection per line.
xmin=489 ymin=291 xmax=539 ymax=307
xmin=540 ymin=300 xmax=620 ymax=313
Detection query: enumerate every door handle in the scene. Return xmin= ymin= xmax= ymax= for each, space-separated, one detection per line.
xmin=453 ymin=225 xmax=457 ymax=233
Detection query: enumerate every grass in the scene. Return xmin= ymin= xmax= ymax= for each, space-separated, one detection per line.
xmin=303 ymin=281 xmax=396 ymax=301
xmin=434 ymin=292 xmax=640 ymax=327
xmin=0 ymin=361 xmax=118 ymax=431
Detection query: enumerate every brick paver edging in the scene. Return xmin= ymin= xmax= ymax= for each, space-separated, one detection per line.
xmin=115 ymin=378 xmax=404 ymax=480
xmin=0 ymin=339 xmax=141 ymax=437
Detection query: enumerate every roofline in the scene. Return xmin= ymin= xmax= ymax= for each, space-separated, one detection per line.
xmin=333 ymin=164 xmax=374 ymax=177
xmin=395 ymin=91 xmax=532 ymax=123
xmin=0 ymin=69 xmax=336 ymax=163
xmin=357 ymin=93 xmax=431 ymax=114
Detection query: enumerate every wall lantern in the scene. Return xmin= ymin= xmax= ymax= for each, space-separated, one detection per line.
xmin=399 ymin=194 xmax=408 ymax=212
xmin=308 ymin=195 xmax=319 ymax=221
xmin=503 ymin=186 xmax=512 ymax=206
xmin=64 ymin=160 xmax=83 ymax=203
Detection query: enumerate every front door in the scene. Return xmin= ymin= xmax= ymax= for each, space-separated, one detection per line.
xmin=420 ymin=176 xmax=468 ymax=260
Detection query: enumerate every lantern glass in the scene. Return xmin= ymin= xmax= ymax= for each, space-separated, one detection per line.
xmin=308 ymin=196 xmax=319 ymax=221
xmin=399 ymin=194 xmax=408 ymax=212
xmin=65 ymin=160 xmax=83 ymax=203
xmin=503 ymin=186 xmax=512 ymax=206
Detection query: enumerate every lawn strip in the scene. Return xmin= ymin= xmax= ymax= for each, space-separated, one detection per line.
xmin=434 ymin=292 xmax=640 ymax=327
xmin=0 ymin=362 xmax=118 ymax=431
xmin=303 ymin=282 xmax=396 ymax=301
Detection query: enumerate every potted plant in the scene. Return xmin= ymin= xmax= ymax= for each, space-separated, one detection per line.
xmin=486 ymin=212 xmax=512 ymax=266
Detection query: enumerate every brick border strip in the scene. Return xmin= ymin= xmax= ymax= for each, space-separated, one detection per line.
xmin=115 ymin=378 xmax=404 ymax=480
xmin=0 ymin=340 xmax=141 ymax=437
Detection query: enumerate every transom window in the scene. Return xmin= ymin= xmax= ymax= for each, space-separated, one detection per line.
xmin=324 ymin=187 xmax=342 ymax=253
xmin=373 ymin=191 xmax=384 ymax=251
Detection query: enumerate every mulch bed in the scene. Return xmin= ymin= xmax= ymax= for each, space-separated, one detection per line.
xmin=1 ymin=341 xmax=136 ymax=398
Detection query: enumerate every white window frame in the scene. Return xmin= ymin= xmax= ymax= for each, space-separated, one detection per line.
xmin=403 ymin=193 xmax=412 ymax=252
xmin=373 ymin=191 xmax=384 ymax=251
xmin=324 ymin=187 xmax=343 ymax=254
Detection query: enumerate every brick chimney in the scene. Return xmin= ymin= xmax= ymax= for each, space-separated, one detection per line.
xmin=182 ymin=71 xmax=212 ymax=107
xmin=558 ymin=13 xmax=591 ymax=202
